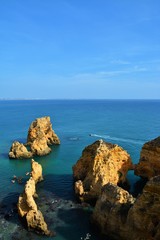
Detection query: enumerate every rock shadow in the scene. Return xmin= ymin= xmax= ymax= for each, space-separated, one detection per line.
xmin=132 ymin=178 xmax=148 ymax=197
xmin=0 ymin=192 xmax=21 ymax=227
xmin=38 ymin=173 xmax=75 ymax=201
xmin=55 ymin=207 xmax=103 ymax=240
xmin=0 ymin=173 xmax=111 ymax=240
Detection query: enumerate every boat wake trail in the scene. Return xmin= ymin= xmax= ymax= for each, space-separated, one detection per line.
xmin=89 ymin=134 xmax=145 ymax=145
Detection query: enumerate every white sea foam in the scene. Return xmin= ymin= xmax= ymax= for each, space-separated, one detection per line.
xmin=69 ymin=137 xmax=80 ymax=141
xmin=89 ymin=134 xmax=145 ymax=145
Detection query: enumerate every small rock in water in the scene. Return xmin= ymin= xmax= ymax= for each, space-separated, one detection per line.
xmin=81 ymin=233 xmax=91 ymax=240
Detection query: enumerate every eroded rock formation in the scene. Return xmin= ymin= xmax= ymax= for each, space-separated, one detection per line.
xmin=27 ymin=116 xmax=60 ymax=156
xmin=9 ymin=116 xmax=60 ymax=159
xmin=9 ymin=141 xmax=33 ymax=159
xmin=31 ymin=159 xmax=43 ymax=183
xmin=17 ymin=159 xmax=53 ymax=236
xmin=127 ymin=176 xmax=160 ymax=240
xmin=135 ymin=136 xmax=160 ymax=179
xmin=92 ymin=176 xmax=160 ymax=240
xmin=73 ymin=139 xmax=133 ymax=202
xmin=18 ymin=178 xmax=38 ymax=217
xmin=92 ymin=183 xmax=135 ymax=239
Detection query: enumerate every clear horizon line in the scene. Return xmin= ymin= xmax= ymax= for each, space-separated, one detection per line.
xmin=0 ymin=98 xmax=160 ymax=101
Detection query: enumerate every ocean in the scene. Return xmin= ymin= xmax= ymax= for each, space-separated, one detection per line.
xmin=0 ymin=99 xmax=160 ymax=240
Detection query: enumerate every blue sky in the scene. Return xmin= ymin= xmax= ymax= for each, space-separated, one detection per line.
xmin=0 ymin=0 xmax=160 ymax=99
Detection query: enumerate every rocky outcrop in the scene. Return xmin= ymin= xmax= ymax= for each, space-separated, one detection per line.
xmin=17 ymin=159 xmax=53 ymax=236
xmin=18 ymin=178 xmax=38 ymax=218
xmin=9 ymin=141 xmax=33 ymax=159
xmin=135 ymin=136 xmax=160 ymax=179
xmin=31 ymin=159 xmax=43 ymax=183
xmin=27 ymin=116 xmax=60 ymax=156
xmin=92 ymin=183 xmax=135 ymax=239
xmin=30 ymin=137 xmax=52 ymax=156
xmin=126 ymin=176 xmax=160 ymax=240
xmin=73 ymin=139 xmax=133 ymax=202
xmin=9 ymin=116 xmax=60 ymax=159
xmin=92 ymin=176 xmax=160 ymax=240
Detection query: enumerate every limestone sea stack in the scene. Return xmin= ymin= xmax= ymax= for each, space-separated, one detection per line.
xmin=27 ymin=116 xmax=60 ymax=156
xmin=135 ymin=136 xmax=160 ymax=179
xmin=17 ymin=159 xmax=54 ymax=236
xmin=92 ymin=176 xmax=160 ymax=240
xmin=72 ymin=139 xmax=133 ymax=203
xmin=9 ymin=116 xmax=60 ymax=159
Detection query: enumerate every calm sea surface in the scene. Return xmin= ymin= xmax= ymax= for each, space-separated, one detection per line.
xmin=0 ymin=99 xmax=160 ymax=239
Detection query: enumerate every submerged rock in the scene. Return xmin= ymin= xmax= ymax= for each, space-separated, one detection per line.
xmin=73 ymin=139 xmax=133 ymax=203
xmin=9 ymin=116 xmax=60 ymax=159
xmin=9 ymin=141 xmax=33 ymax=159
xmin=17 ymin=159 xmax=53 ymax=236
xmin=135 ymin=136 xmax=160 ymax=179
xmin=92 ymin=176 xmax=160 ymax=240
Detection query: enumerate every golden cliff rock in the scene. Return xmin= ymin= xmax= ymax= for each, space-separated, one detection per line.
xmin=135 ymin=136 xmax=160 ymax=179
xmin=17 ymin=159 xmax=54 ymax=236
xmin=73 ymin=139 xmax=133 ymax=202
xmin=27 ymin=116 xmax=60 ymax=156
xmin=92 ymin=176 xmax=160 ymax=240
xmin=9 ymin=116 xmax=60 ymax=159
xmin=92 ymin=183 xmax=135 ymax=239
xmin=9 ymin=141 xmax=33 ymax=159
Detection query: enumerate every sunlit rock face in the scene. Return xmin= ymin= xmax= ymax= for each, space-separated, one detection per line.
xmin=17 ymin=159 xmax=54 ymax=236
xmin=27 ymin=116 xmax=60 ymax=156
xmin=135 ymin=136 xmax=160 ymax=179
xmin=9 ymin=141 xmax=33 ymax=159
xmin=9 ymin=116 xmax=60 ymax=159
xmin=73 ymin=139 xmax=133 ymax=203
xmin=92 ymin=183 xmax=135 ymax=240
xmin=31 ymin=159 xmax=43 ymax=183
xmin=92 ymin=176 xmax=160 ymax=240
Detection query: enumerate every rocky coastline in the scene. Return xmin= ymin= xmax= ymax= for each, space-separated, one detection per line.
xmin=5 ymin=117 xmax=160 ymax=239
xmin=72 ymin=137 xmax=160 ymax=240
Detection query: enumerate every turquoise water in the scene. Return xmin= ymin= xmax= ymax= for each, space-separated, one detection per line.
xmin=0 ymin=99 xmax=160 ymax=239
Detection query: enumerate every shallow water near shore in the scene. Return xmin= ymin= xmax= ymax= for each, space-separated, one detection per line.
xmin=0 ymin=99 xmax=160 ymax=240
